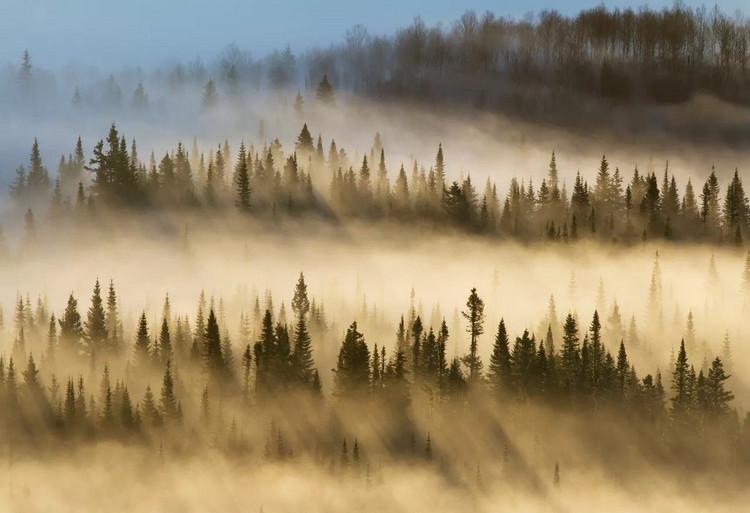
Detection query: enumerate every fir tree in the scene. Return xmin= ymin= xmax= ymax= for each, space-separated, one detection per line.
xmin=488 ymin=319 xmax=512 ymax=394
xmin=160 ymin=360 xmax=179 ymax=419
xmin=671 ymin=340 xmax=691 ymax=418
xmin=234 ymin=142 xmax=251 ymax=210
xmin=134 ymin=312 xmax=151 ymax=368
xmin=204 ymin=309 xmax=224 ymax=379
xmin=461 ymin=288 xmax=485 ymax=381
xmin=334 ymin=322 xmax=370 ymax=398
xmin=85 ymin=279 xmax=107 ymax=356
xmin=59 ymin=294 xmax=84 ymax=354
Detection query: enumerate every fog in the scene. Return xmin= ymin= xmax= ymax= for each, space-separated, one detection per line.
xmin=3 ymin=5 xmax=750 ymax=513
xmin=1 ymin=215 xmax=749 ymax=511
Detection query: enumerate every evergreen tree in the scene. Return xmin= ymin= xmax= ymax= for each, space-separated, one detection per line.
xmin=316 ymin=74 xmax=335 ymax=104
xmin=295 ymin=124 xmax=315 ymax=155
xmin=26 ymin=138 xmax=50 ymax=196
xmin=334 ymin=322 xmax=370 ymax=398
xmin=671 ymin=340 xmax=691 ymax=418
xmin=204 ymin=309 xmax=224 ymax=379
xmin=291 ymin=273 xmax=311 ymax=319
xmin=461 ymin=288 xmax=485 ymax=381
xmin=160 ymin=360 xmax=179 ymax=419
xmin=85 ymin=279 xmax=107 ymax=356
xmin=706 ymin=357 xmax=733 ymax=416
xmin=159 ymin=318 xmax=172 ymax=364
xmin=291 ymin=314 xmax=315 ymax=385
xmin=488 ymin=319 xmax=512 ymax=394
xmin=105 ymin=280 xmax=121 ymax=351
xmin=234 ymin=142 xmax=251 ymax=210
xmin=59 ymin=294 xmax=84 ymax=354
xmin=560 ymin=314 xmax=580 ymax=394
xmin=134 ymin=312 xmax=151 ymax=367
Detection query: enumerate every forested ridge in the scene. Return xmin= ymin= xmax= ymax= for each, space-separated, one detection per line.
xmin=7 ymin=5 xmax=750 ymax=110
xmin=8 ymin=122 xmax=750 ymax=246
xmin=1 ymin=269 xmax=748 ymax=485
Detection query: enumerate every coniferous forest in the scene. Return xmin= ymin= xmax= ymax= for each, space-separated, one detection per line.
xmin=3 ymin=3 xmax=750 ymax=513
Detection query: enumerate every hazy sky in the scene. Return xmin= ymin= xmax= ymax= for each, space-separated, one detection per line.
xmin=1 ymin=1 xmax=746 ymax=69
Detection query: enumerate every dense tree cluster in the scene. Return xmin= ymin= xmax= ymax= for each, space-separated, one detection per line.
xmin=0 ymin=274 xmax=746 ymax=478
xmin=6 ymin=5 xmax=750 ymax=134
xmin=10 ymin=125 xmax=750 ymax=245
xmin=313 ymin=6 xmax=750 ymax=106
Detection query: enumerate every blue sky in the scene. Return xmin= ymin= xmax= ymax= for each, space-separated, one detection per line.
xmin=1 ymin=1 xmax=746 ymax=69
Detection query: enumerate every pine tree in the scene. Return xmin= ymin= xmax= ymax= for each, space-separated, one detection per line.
xmin=234 ymin=142 xmax=251 ymax=210
xmin=461 ymin=288 xmax=485 ymax=381
xmin=159 ymin=318 xmax=172 ymax=364
xmin=706 ymin=357 xmax=733 ymax=416
xmin=26 ymin=138 xmax=50 ymax=196
xmin=141 ymin=385 xmax=160 ymax=426
xmin=105 ymin=280 xmax=121 ymax=351
xmin=59 ymin=294 xmax=84 ymax=354
xmin=560 ymin=314 xmax=580 ymax=393
xmin=22 ymin=353 xmax=41 ymax=391
xmin=85 ymin=279 xmax=107 ymax=357
xmin=134 ymin=312 xmax=151 ymax=367
xmin=488 ymin=319 xmax=512 ymax=394
xmin=671 ymin=339 xmax=691 ymax=418
xmin=616 ymin=340 xmax=629 ymax=396
xmin=204 ymin=309 xmax=224 ymax=379
xmin=241 ymin=344 xmax=252 ymax=397
xmin=295 ymin=124 xmax=315 ymax=155
xmin=46 ymin=313 xmax=57 ymax=364
xmin=121 ymin=387 xmax=135 ymax=429
xmin=160 ymin=360 xmax=179 ymax=419
xmin=291 ymin=314 xmax=315 ymax=385
xmin=19 ymin=50 xmax=32 ymax=84
xmin=334 ymin=322 xmax=370 ymax=398
xmin=291 ymin=272 xmax=311 ymax=319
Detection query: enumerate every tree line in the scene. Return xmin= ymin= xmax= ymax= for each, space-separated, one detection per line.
xmin=314 ymin=6 xmax=750 ymax=106
xmin=9 ymin=123 xmax=750 ymax=245
xmin=0 ymin=274 xmax=746 ymax=472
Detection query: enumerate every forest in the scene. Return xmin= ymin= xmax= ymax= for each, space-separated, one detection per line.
xmin=3 ymin=2 xmax=750 ymax=512
xmin=6 ymin=119 xmax=750 ymax=247
xmin=4 ymin=5 xmax=750 ymax=146
xmin=1 ymin=246 xmax=749 ymax=512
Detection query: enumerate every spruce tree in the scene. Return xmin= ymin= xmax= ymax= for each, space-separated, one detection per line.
xmin=488 ymin=319 xmax=512 ymax=394
xmin=234 ymin=142 xmax=251 ymax=211
xmin=334 ymin=322 xmax=370 ymax=398
xmin=85 ymin=279 xmax=107 ymax=356
xmin=59 ymin=294 xmax=84 ymax=354
xmin=204 ymin=309 xmax=224 ymax=379
xmin=295 ymin=124 xmax=315 ymax=155
xmin=141 ymin=385 xmax=160 ymax=426
xmin=291 ymin=314 xmax=315 ymax=385
xmin=461 ymin=288 xmax=485 ymax=381
xmin=105 ymin=280 xmax=121 ymax=351
xmin=160 ymin=360 xmax=178 ymax=419
xmin=706 ymin=357 xmax=733 ymax=416
xmin=134 ymin=312 xmax=151 ymax=368
xmin=671 ymin=340 xmax=691 ymax=418
xmin=291 ymin=273 xmax=311 ymax=319
xmin=159 ymin=318 xmax=172 ymax=364
xmin=560 ymin=314 xmax=580 ymax=393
